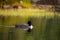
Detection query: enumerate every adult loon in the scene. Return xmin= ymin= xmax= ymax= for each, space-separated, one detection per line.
xmin=15 ymin=21 xmax=33 ymax=32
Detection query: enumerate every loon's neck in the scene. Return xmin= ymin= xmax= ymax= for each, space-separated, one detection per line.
xmin=29 ymin=25 xmax=33 ymax=29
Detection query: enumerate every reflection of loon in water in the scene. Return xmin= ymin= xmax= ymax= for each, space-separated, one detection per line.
xmin=15 ymin=21 xmax=33 ymax=32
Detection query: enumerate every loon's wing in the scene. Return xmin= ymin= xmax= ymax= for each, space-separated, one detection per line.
xmin=15 ymin=24 xmax=29 ymax=29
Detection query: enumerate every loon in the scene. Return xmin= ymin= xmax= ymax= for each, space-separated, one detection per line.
xmin=15 ymin=21 xmax=33 ymax=32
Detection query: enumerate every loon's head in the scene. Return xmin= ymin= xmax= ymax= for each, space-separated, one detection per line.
xmin=27 ymin=21 xmax=32 ymax=26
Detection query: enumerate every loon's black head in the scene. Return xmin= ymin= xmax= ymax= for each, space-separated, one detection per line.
xmin=27 ymin=21 xmax=32 ymax=26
